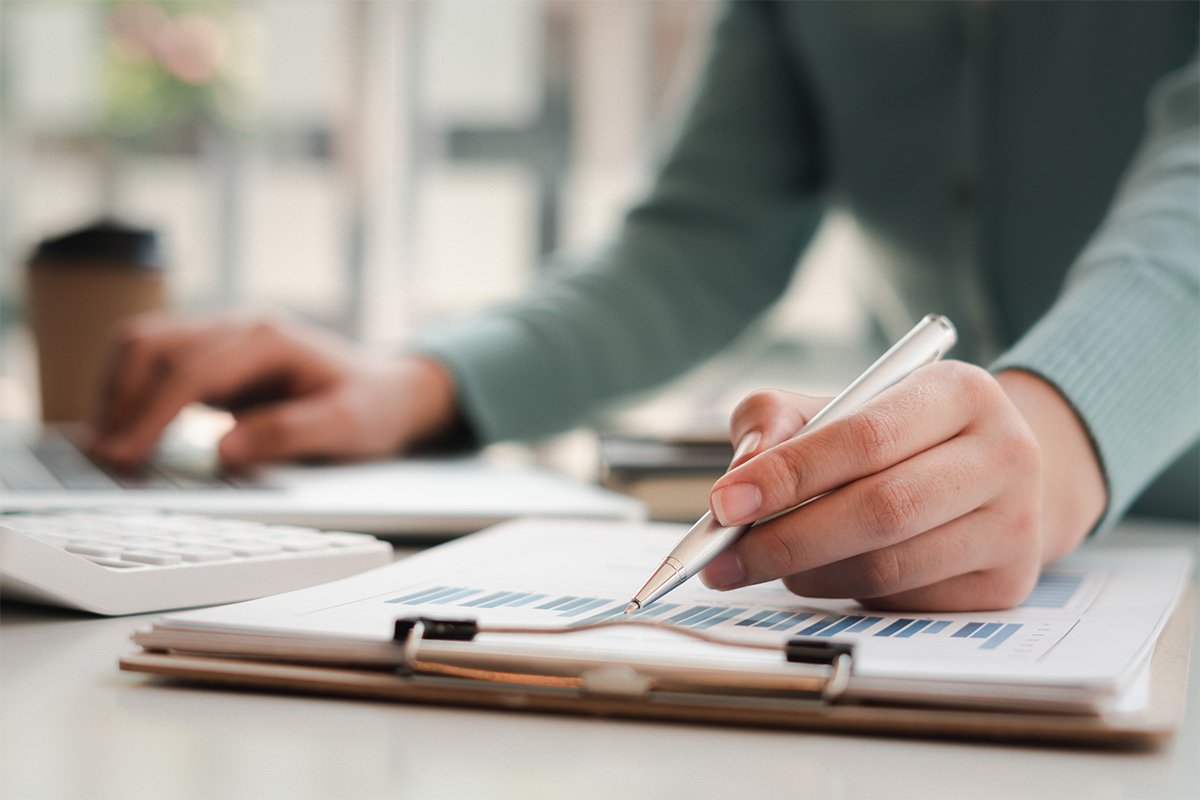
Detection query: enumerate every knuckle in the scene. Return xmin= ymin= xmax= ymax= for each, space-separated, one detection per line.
xmin=752 ymin=524 xmax=812 ymax=580
xmin=1004 ymin=425 xmax=1042 ymax=473
xmin=158 ymin=351 xmax=199 ymax=389
xmin=944 ymin=361 xmax=1000 ymax=408
xmin=863 ymin=476 xmax=921 ymax=538
xmin=756 ymin=446 xmax=810 ymax=504
xmin=854 ymin=548 xmax=903 ymax=597
xmin=844 ymin=408 xmax=904 ymax=465
xmin=731 ymin=389 xmax=788 ymax=427
xmin=983 ymin=566 xmax=1039 ymax=610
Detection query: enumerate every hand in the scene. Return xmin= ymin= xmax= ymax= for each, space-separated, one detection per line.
xmin=699 ymin=362 xmax=1107 ymax=611
xmin=89 ymin=314 xmax=460 ymax=469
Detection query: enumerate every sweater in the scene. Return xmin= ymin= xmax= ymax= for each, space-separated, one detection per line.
xmin=418 ymin=1 xmax=1200 ymax=528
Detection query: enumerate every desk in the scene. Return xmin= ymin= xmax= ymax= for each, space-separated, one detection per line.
xmin=2 ymin=518 xmax=1197 ymax=800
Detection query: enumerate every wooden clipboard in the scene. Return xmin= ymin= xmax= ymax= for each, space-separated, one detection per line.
xmin=119 ymin=587 xmax=1193 ymax=749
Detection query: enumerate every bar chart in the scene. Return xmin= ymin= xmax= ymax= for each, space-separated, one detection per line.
xmin=381 ymin=568 xmax=1090 ymax=654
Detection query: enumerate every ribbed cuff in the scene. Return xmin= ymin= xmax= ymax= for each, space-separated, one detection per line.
xmin=991 ymin=259 xmax=1200 ymax=535
xmin=414 ymin=313 xmax=579 ymax=445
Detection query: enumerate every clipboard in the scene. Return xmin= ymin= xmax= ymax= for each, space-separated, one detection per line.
xmin=119 ymin=585 xmax=1194 ymax=749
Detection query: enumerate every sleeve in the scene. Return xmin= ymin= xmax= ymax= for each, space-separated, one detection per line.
xmin=991 ymin=52 xmax=1200 ymax=532
xmin=414 ymin=1 xmax=825 ymax=442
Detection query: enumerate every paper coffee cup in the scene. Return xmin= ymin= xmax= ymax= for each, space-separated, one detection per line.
xmin=27 ymin=221 xmax=167 ymax=422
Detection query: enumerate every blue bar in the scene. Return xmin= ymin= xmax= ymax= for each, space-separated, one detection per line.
xmin=386 ymin=585 xmax=446 ymax=605
xmin=560 ymin=598 xmax=610 ymax=617
xmin=676 ymin=606 xmax=729 ymax=627
xmin=736 ymin=610 xmax=776 ymax=627
xmin=413 ymin=587 xmax=471 ymax=605
xmin=693 ymin=608 xmax=748 ymax=630
xmin=667 ymin=605 xmax=713 ymax=624
xmin=635 ymin=603 xmax=680 ymax=619
xmin=505 ymin=593 xmax=547 ymax=608
xmin=816 ymin=616 xmax=865 ymax=637
xmin=970 ymin=622 xmax=1003 ymax=639
xmin=875 ymin=618 xmax=915 ymax=637
xmin=462 ymin=591 xmax=511 ymax=608
xmin=556 ymin=597 xmax=598 ymax=613
xmin=772 ymin=613 xmax=814 ymax=631
xmin=754 ymin=611 xmax=796 ymax=628
xmin=797 ymin=615 xmax=844 ymax=636
xmin=895 ymin=619 xmax=932 ymax=638
xmin=922 ymin=620 xmax=952 ymax=634
xmin=482 ymin=592 xmax=530 ymax=608
xmin=980 ymin=623 xmax=1023 ymax=650
xmin=536 ymin=596 xmax=579 ymax=611
xmin=386 ymin=586 xmax=449 ymax=605
xmin=573 ymin=606 xmax=627 ymax=626
xmin=952 ymin=622 xmax=985 ymax=638
xmin=846 ymin=616 xmax=883 ymax=633
xmin=428 ymin=588 xmax=483 ymax=605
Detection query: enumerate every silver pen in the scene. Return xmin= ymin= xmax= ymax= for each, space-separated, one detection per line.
xmin=623 ymin=313 xmax=958 ymax=614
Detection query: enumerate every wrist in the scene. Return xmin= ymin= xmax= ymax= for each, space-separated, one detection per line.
xmin=995 ymin=369 xmax=1107 ymax=562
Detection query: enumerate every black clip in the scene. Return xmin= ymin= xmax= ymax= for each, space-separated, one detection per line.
xmin=785 ymin=638 xmax=854 ymax=667
xmin=394 ymin=617 xmax=479 ymax=642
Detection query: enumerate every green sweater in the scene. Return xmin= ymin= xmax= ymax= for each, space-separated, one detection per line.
xmin=419 ymin=1 xmax=1199 ymax=529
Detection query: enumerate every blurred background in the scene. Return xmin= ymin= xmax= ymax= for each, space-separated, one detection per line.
xmin=0 ymin=0 xmax=868 ymax=424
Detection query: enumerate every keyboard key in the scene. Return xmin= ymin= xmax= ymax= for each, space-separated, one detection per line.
xmin=322 ymin=532 xmax=383 ymax=547
xmin=65 ymin=543 xmax=123 ymax=558
xmin=82 ymin=556 xmax=145 ymax=569
xmin=121 ymin=550 xmax=185 ymax=566
xmin=160 ymin=546 xmax=234 ymax=562
xmin=225 ymin=541 xmax=285 ymax=557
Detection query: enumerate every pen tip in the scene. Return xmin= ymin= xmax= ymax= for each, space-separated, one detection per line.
xmin=623 ymin=601 xmax=640 ymax=616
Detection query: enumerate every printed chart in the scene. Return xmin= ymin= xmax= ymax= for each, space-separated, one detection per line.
xmin=380 ymin=569 xmax=1094 ymax=660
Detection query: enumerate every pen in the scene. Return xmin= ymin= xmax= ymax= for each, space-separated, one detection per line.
xmin=623 ymin=313 xmax=957 ymax=614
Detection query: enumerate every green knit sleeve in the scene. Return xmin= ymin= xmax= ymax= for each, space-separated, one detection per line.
xmin=415 ymin=1 xmax=824 ymax=442
xmin=991 ymin=54 xmax=1200 ymax=532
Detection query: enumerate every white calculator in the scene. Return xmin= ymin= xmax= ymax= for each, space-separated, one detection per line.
xmin=0 ymin=510 xmax=392 ymax=615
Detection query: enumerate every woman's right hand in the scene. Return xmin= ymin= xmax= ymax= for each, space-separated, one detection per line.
xmin=89 ymin=314 xmax=461 ymax=469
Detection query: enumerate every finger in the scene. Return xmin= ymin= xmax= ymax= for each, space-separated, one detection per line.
xmin=857 ymin=561 xmax=1040 ymax=613
xmin=102 ymin=331 xmax=297 ymax=465
xmin=219 ymin=392 xmax=358 ymax=466
xmin=727 ymin=390 xmax=827 ymax=469
xmin=778 ymin=503 xmax=1039 ymax=607
xmin=93 ymin=318 xmax=198 ymax=440
xmin=701 ymin=433 xmax=1006 ymax=589
xmin=709 ymin=361 xmax=997 ymax=526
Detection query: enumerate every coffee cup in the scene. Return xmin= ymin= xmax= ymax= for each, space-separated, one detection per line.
xmin=26 ymin=221 xmax=167 ymax=422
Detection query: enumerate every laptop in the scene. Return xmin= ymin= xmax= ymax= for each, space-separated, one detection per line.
xmin=0 ymin=419 xmax=644 ymax=538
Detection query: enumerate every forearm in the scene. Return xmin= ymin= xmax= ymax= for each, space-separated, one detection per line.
xmin=417 ymin=2 xmax=825 ymax=443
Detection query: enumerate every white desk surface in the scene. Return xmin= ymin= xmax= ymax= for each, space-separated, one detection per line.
xmin=2 ymin=518 xmax=1197 ymax=800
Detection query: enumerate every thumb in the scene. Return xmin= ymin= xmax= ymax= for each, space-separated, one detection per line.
xmin=727 ymin=390 xmax=830 ymax=469
xmin=219 ymin=395 xmax=351 ymax=466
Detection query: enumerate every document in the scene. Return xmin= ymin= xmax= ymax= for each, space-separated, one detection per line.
xmin=136 ymin=519 xmax=1192 ymax=714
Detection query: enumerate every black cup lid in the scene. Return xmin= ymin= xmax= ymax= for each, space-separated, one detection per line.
xmin=29 ymin=220 xmax=165 ymax=269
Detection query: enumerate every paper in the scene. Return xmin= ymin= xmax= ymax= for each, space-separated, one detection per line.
xmin=154 ymin=519 xmax=1191 ymax=711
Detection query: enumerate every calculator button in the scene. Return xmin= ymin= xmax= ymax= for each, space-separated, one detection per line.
xmin=65 ymin=543 xmax=123 ymax=558
xmin=160 ymin=546 xmax=234 ymax=562
xmin=225 ymin=541 xmax=284 ymax=557
xmin=121 ymin=550 xmax=185 ymax=566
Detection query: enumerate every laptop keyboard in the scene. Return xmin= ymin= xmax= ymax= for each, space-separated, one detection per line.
xmin=1 ymin=427 xmax=245 ymax=492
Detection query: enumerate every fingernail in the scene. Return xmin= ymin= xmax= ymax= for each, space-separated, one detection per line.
xmin=701 ymin=551 xmax=745 ymax=590
xmin=731 ymin=430 xmax=761 ymax=466
xmin=710 ymin=483 xmax=761 ymax=526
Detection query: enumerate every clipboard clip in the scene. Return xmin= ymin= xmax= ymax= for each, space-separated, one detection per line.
xmin=393 ymin=616 xmax=853 ymax=703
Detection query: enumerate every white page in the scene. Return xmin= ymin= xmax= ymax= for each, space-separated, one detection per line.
xmin=157 ymin=519 xmax=1191 ymax=704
